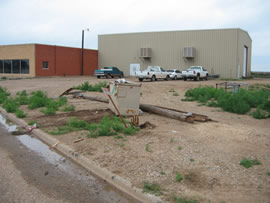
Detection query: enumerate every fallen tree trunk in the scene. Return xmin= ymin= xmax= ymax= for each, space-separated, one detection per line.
xmin=72 ymin=93 xmax=211 ymax=123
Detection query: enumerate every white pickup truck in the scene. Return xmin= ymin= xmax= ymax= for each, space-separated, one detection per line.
xmin=182 ymin=66 xmax=208 ymax=81
xmin=136 ymin=66 xmax=170 ymax=82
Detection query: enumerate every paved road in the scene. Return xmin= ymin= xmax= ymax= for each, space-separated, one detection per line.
xmin=0 ymin=118 xmax=137 ymax=203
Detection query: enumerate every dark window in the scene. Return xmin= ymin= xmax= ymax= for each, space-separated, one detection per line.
xmin=21 ymin=59 xmax=29 ymax=74
xmin=12 ymin=60 xmax=20 ymax=73
xmin=0 ymin=60 xmax=3 ymax=73
xmin=43 ymin=61 xmax=48 ymax=69
xmin=4 ymin=60 xmax=12 ymax=73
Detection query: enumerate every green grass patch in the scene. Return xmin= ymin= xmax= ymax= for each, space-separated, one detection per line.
xmin=74 ymin=81 xmax=107 ymax=92
xmin=0 ymin=87 xmax=10 ymax=104
xmin=143 ymin=182 xmax=161 ymax=196
xmin=240 ymin=158 xmax=261 ymax=168
xmin=190 ymin=158 xmax=195 ymax=162
xmin=173 ymin=92 xmax=179 ymax=96
xmin=178 ymin=146 xmax=182 ymax=150
xmin=49 ymin=116 xmax=139 ymax=138
xmin=267 ymin=172 xmax=270 ymax=176
xmin=60 ymin=104 xmax=75 ymax=112
xmin=183 ymin=86 xmax=270 ymax=119
xmin=176 ymin=172 xmax=183 ymax=182
xmin=15 ymin=109 xmax=27 ymax=118
xmin=3 ymin=98 xmax=19 ymax=113
xmin=145 ymin=144 xmax=151 ymax=152
xmin=173 ymin=196 xmax=198 ymax=203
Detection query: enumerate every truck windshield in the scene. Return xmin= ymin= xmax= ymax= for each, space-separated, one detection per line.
xmin=189 ymin=66 xmax=201 ymax=70
xmin=160 ymin=68 xmax=165 ymax=72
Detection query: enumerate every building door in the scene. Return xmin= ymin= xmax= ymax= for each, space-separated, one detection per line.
xmin=243 ymin=46 xmax=248 ymax=77
xmin=130 ymin=64 xmax=140 ymax=76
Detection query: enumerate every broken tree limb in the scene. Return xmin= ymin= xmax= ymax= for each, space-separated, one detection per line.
xmin=73 ymin=92 xmax=211 ymax=123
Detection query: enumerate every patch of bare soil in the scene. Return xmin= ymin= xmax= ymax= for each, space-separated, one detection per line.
xmin=1 ymin=76 xmax=270 ymax=202
xmin=27 ymin=109 xmax=113 ymax=128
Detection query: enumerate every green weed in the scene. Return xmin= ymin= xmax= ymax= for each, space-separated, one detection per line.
xmin=28 ymin=91 xmax=50 ymax=109
xmin=178 ymin=146 xmax=182 ymax=150
xmin=0 ymin=87 xmax=10 ymax=104
xmin=145 ymin=144 xmax=151 ymax=152
xmin=170 ymin=138 xmax=174 ymax=143
xmin=160 ymin=171 xmax=166 ymax=175
xmin=3 ymin=98 xmax=19 ymax=113
xmin=61 ymin=104 xmax=75 ymax=112
xmin=15 ymin=109 xmax=27 ymax=118
xmin=183 ymin=86 xmax=270 ymax=118
xmin=190 ymin=158 xmax=195 ymax=162
xmin=143 ymin=182 xmax=161 ymax=196
xmin=240 ymin=158 xmax=261 ymax=168
xmin=40 ymin=107 xmax=56 ymax=115
xmin=176 ymin=172 xmax=183 ymax=182
xmin=173 ymin=196 xmax=197 ymax=203
xmin=267 ymin=172 xmax=270 ymax=176
xmin=114 ymin=135 xmax=123 ymax=139
xmin=173 ymin=92 xmax=179 ymax=96
xmin=169 ymin=88 xmax=176 ymax=92
xmin=74 ymin=81 xmax=107 ymax=92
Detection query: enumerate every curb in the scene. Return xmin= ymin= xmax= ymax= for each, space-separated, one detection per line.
xmin=0 ymin=107 xmax=162 ymax=203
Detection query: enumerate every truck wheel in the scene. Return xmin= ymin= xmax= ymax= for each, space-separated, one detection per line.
xmin=139 ymin=78 xmax=143 ymax=82
xmin=151 ymin=75 xmax=156 ymax=82
xmin=105 ymin=74 xmax=109 ymax=79
xmin=97 ymin=76 xmax=100 ymax=79
xmin=184 ymin=77 xmax=187 ymax=81
xmin=120 ymin=74 xmax=124 ymax=78
xmin=195 ymin=75 xmax=200 ymax=81
xmin=205 ymin=74 xmax=208 ymax=80
xmin=165 ymin=75 xmax=169 ymax=81
xmin=174 ymin=76 xmax=177 ymax=80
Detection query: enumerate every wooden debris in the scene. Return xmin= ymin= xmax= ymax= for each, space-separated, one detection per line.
xmin=74 ymin=138 xmax=84 ymax=143
xmin=50 ymin=142 xmax=59 ymax=149
xmin=73 ymin=92 xmax=211 ymax=123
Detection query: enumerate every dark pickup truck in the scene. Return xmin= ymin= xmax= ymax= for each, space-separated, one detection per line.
xmin=94 ymin=67 xmax=124 ymax=78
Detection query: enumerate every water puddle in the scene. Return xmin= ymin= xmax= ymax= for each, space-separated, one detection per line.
xmin=0 ymin=113 xmax=96 ymax=183
xmin=0 ymin=114 xmax=17 ymax=132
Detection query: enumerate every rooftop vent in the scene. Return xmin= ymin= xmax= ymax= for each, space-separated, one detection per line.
xmin=184 ymin=47 xmax=195 ymax=58
xmin=140 ymin=48 xmax=151 ymax=58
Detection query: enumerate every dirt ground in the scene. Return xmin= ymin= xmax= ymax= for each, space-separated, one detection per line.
xmin=1 ymin=76 xmax=270 ymax=202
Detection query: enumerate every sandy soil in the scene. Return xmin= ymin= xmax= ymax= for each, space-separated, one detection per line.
xmin=1 ymin=76 xmax=270 ymax=202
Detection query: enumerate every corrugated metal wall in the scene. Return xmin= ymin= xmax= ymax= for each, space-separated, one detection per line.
xmin=98 ymin=28 xmax=251 ymax=78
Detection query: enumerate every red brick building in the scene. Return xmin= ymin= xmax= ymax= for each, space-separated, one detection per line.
xmin=0 ymin=44 xmax=98 ymax=77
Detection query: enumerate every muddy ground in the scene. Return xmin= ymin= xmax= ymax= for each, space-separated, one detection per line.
xmin=1 ymin=76 xmax=270 ymax=202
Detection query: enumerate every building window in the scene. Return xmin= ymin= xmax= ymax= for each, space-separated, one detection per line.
xmin=0 ymin=60 xmax=3 ymax=73
xmin=4 ymin=60 xmax=12 ymax=73
xmin=21 ymin=59 xmax=29 ymax=74
xmin=43 ymin=61 xmax=48 ymax=69
xmin=0 ymin=59 xmax=29 ymax=74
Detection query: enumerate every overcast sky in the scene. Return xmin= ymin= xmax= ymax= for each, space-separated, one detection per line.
xmin=0 ymin=0 xmax=269 ymax=72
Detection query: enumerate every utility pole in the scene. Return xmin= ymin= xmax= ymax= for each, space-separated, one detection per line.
xmin=81 ymin=28 xmax=89 ymax=75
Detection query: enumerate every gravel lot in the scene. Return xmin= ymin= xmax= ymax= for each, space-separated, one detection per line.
xmin=1 ymin=76 xmax=270 ymax=202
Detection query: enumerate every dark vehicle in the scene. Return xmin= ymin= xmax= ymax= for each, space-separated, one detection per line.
xmin=94 ymin=67 xmax=124 ymax=79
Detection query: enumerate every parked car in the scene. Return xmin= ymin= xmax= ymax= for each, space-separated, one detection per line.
xmin=136 ymin=66 xmax=170 ymax=82
xmin=167 ymin=69 xmax=182 ymax=80
xmin=182 ymin=66 xmax=208 ymax=81
xmin=94 ymin=67 xmax=124 ymax=79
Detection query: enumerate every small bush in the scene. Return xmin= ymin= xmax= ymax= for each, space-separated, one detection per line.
xmin=3 ymin=98 xmax=19 ymax=113
xmin=28 ymin=91 xmax=50 ymax=109
xmin=173 ymin=196 xmax=197 ymax=203
xmin=178 ymin=146 xmax=182 ymax=150
xmin=176 ymin=172 xmax=183 ymax=182
xmin=145 ymin=144 xmax=150 ymax=152
xmin=28 ymin=120 xmax=38 ymax=126
xmin=61 ymin=104 xmax=75 ymax=112
xmin=240 ymin=158 xmax=261 ymax=168
xmin=250 ymin=107 xmax=269 ymax=119
xmin=15 ymin=109 xmax=27 ymax=118
xmin=143 ymin=182 xmax=161 ymax=196
xmin=267 ymin=172 xmax=270 ymax=176
xmin=74 ymin=81 xmax=107 ymax=92
xmin=173 ymin=92 xmax=179 ymax=96
xmin=0 ymin=87 xmax=10 ymax=104
xmin=40 ymin=107 xmax=56 ymax=115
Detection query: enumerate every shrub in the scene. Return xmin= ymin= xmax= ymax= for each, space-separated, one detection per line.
xmin=74 ymin=81 xmax=107 ymax=92
xmin=28 ymin=91 xmax=50 ymax=109
xmin=176 ymin=172 xmax=183 ymax=182
xmin=16 ymin=109 xmax=27 ymax=118
xmin=0 ymin=87 xmax=10 ymax=104
xmin=61 ymin=104 xmax=75 ymax=112
xmin=183 ymin=86 xmax=270 ymax=118
xmin=173 ymin=196 xmax=197 ymax=203
xmin=3 ymin=98 xmax=19 ymax=113
xmin=240 ymin=158 xmax=261 ymax=168
xmin=143 ymin=182 xmax=161 ymax=196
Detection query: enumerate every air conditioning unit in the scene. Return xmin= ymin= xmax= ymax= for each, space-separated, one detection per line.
xmin=184 ymin=47 xmax=195 ymax=58
xmin=140 ymin=48 xmax=151 ymax=58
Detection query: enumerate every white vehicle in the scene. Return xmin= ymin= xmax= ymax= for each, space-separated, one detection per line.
xmin=136 ymin=66 xmax=170 ymax=82
xmin=182 ymin=66 xmax=208 ymax=81
xmin=167 ymin=69 xmax=182 ymax=80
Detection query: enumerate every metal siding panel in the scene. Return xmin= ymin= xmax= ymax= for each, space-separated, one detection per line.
xmin=98 ymin=29 xmax=249 ymax=78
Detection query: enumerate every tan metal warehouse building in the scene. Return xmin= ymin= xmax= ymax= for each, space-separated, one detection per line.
xmin=98 ymin=28 xmax=252 ymax=79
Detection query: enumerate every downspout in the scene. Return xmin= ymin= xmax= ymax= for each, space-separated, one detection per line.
xmin=55 ymin=45 xmax=57 ymax=75
xmin=236 ymin=29 xmax=239 ymax=79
